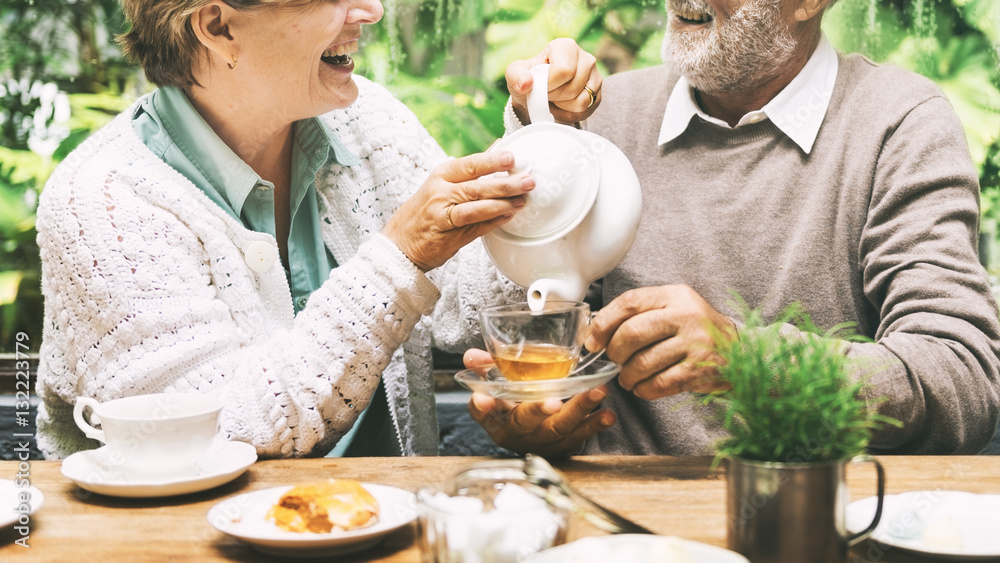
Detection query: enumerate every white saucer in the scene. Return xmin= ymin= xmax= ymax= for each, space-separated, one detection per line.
xmin=526 ymin=535 xmax=748 ymax=563
xmin=0 ymin=479 xmax=43 ymax=528
xmin=61 ymin=439 xmax=257 ymax=498
xmin=208 ymin=484 xmax=417 ymax=558
xmin=847 ymin=491 xmax=1000 ymax=560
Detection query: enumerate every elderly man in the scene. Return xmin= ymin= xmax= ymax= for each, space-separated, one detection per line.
xmin=467 ymin=0 xmax=1000 ymax=456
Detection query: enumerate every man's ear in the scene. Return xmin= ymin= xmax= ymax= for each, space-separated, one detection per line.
xmin=189 ymin=1 xmax=239 ymax=65
xmin=793 ymin=0 xmax=837 ymax=22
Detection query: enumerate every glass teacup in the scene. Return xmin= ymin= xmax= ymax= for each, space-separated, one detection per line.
xmin=479 ymin=301 xmax=602 ymax=381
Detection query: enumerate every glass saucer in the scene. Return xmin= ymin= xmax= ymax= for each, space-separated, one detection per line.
xmin=454 ymin=359 xmax=620 ymax=402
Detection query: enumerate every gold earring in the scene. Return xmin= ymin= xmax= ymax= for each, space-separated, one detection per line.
xmin=227 ymin=55 xmax=238 ymax=70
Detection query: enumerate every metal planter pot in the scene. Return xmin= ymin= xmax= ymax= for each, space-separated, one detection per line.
xmin=726 ymin=455 xmax=885 ymax=563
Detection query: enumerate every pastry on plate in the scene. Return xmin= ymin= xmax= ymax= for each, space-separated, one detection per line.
xmin=267 ymin=479 xmax=379 ymax=533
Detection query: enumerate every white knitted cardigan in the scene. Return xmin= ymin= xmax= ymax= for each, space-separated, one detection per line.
xmin=35 ymin=76 xmax=522 ymax=459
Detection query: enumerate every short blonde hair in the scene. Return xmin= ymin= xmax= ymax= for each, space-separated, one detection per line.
xmin=117 ymin=0 xmax=284 ymax=88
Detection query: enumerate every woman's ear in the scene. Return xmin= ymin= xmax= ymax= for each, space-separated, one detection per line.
xmin=793 ymin=0 xmax=837 ymax=22
xmin=189 ymin=1 xmax=238 ymax=66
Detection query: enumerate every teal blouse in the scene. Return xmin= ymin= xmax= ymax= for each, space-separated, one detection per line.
xmin=132 ymin=86 xmax=361 ymax=313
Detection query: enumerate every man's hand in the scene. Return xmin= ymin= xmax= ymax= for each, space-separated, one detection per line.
xmin=464 ymin=348 xmax=615 ymax=456
xmin=505 ymin=38 xmax=602 ymax=125
xmin=584 ymin=285 xmax=738 ymax=400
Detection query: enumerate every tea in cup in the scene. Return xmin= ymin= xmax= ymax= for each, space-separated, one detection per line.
xmin=72 ymin=393 xmax=223 ymax=478
xmin=479 ymin=301 xmax=601 ymax=381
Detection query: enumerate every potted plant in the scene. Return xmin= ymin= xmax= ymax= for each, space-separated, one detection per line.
xmin=704 ymin=301 xmax=901 ymax=563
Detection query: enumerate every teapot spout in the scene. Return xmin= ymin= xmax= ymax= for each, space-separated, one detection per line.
xmin=527 ymin=275 xmax=587 ymax=311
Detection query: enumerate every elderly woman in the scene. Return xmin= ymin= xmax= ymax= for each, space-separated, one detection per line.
xmin=34 ymin=0 xmax=599 ymax=459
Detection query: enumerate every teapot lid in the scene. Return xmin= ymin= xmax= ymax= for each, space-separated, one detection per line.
xmin=491 ymin=64 xmax=600 ymax=242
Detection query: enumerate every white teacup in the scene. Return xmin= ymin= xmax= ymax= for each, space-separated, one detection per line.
xmin=73 ymin=393 xmax=223 ymax=478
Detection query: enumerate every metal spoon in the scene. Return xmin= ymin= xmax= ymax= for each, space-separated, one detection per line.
xmin=522 ymin=454 xmax=655 ymax=535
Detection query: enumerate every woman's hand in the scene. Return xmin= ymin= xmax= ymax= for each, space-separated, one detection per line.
xmin=464 ymin=348 xmax=615 ymax=456
xmin=584 ymin=285 xmax=738 ymax=400
xmin=505 ymin=38 xmax=602 ymax=125
xmin=383 ymin=151 xmax=534 ymax=272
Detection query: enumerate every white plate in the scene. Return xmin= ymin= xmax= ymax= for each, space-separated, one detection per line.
xmin=454 ymin=359 xmax=620 ymax=402
xmin=60 ymin=439 xmax=257 ymax=498
xmin=208 ymin=484 xmax=417 ymax=558
xmin=0 ymin=479 xmax=43 ymax=528
xmin=526 ymin=534 xmax=748 ymax=563
xmin=847 ymin=491 xmax=1000 ymax=560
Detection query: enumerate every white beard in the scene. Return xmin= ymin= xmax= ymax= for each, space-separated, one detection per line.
xmin=661 ymin=0 xmax=799 ymax=93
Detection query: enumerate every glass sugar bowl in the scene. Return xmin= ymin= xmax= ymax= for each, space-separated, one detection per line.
xmin=417 ymin=459 xmax=569 ymax=563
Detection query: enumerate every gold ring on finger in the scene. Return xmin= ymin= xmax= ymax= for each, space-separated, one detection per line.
xmin=583 ymin=86 xmax=597 ymax=109
xmin=445 ymin=203 xmax=457 ymax=229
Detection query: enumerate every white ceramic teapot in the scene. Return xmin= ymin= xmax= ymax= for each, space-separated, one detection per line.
xmin=484 ymin=64 xmax=642 ymax=310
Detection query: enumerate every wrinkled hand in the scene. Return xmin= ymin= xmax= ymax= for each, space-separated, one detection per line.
xmin=505 ymin=38 xmax=602 ymax=125
xmin=464 ymin=348 xmax=615 ymax=456
xmin=383 ymin=151 xmax=534 ymax=272
xmin=584 ymin=285 xmax=738 ymax=400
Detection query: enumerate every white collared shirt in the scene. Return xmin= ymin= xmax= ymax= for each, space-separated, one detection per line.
xmin=657 ymin=35 xmax=839 ymax=154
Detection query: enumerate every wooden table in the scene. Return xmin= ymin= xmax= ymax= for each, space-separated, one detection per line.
xmin=1 ymin=456 xmax=997 ymax=562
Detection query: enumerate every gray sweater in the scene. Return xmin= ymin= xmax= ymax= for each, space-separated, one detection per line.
xmin=582 ymin=54 xmax=1000 ymax=455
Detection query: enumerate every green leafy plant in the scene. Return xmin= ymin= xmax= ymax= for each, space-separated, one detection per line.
xmin=0 ymin=163 xmax=42 ymax=351
xmin=357 ymin=0 xmax=668 ymax=157
xmin=704 ymin=301 xmax=901 ymax=465
xmin=0 ymin=0 xmax=130 ymax=94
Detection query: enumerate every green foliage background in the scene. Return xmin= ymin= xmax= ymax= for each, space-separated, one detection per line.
xmin=1 ymin=0 xmax=998 ymax=351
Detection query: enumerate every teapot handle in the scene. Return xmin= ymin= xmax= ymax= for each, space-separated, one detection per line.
xmin=526 ymin=64 xmax=556 ymax=124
